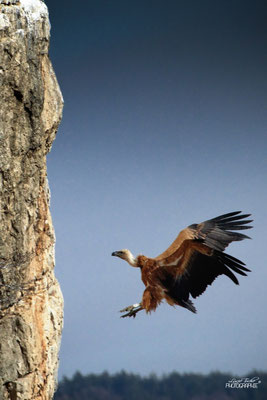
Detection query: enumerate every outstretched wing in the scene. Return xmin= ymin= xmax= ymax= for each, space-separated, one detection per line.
xmin=187 ymin=211 xmax=252 ymax=251
xmin=155 ymin=211 xmax=252 ymax=260
xmin=152 ymin=211 xmax=252 ymax=312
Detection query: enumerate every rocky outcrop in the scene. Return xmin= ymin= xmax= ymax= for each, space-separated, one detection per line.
xmin=0 ymin=0 xmax=64 ymax=399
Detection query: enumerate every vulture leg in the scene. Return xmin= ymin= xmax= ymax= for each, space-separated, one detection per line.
xmin=120 ymin=303 xmax=143 ymax=318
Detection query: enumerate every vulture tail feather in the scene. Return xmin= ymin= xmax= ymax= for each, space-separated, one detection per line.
xmin=180 ymin=299 xmax=197 ymax=313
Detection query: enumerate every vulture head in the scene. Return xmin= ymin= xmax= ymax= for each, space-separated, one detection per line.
xmin=112 ymin=249 xmax=137 ymax=267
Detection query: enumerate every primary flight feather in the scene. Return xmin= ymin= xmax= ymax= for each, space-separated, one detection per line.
xmin=112 ymin=211 xmax=252 ymax=318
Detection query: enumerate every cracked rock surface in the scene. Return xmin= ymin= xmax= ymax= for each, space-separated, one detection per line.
xmin=0 ymin=0 xmax=64 ymax=398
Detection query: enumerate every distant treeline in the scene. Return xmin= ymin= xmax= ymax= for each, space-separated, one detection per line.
xmin=54 ymin=370 xmax=267 ymax=400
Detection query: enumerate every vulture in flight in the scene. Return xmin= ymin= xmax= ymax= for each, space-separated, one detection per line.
xmin=112 ymin=211 xmax=252 ymax=318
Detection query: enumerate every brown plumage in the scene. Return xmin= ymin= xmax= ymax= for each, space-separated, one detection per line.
xmin=112 ymin=211 xmax=252 ymax=318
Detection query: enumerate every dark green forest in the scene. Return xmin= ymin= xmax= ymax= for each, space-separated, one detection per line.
xmin=54 ymin=370 xmax=267 ymax=400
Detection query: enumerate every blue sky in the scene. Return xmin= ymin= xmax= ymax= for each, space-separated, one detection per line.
xmin=44 ymin=0 xmax=267 ymax=378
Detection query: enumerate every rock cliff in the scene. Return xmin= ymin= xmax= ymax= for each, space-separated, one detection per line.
xmin=0 ymin=0 xmax=63 ymax=398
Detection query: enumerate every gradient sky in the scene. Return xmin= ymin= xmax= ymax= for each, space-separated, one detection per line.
xmin=44 ymin=0 xmax=267 ymax=379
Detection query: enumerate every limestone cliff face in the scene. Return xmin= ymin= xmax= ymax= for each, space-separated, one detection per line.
xmin=0 ymin=0 xmax=64 ymax=399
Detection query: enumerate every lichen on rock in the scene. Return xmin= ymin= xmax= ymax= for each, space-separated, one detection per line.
xmin=0 ymin=0 xmax=63 ymax=399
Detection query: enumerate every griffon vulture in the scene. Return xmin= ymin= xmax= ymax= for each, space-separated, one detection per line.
xmin=112 ymin=211 xmax=252 ymax=318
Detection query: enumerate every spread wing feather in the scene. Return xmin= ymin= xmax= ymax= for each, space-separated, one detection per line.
xmin=188 ymin=211 xmax=253 ymax=252
xmin=180 ymin=249 xmax=250 ymax=298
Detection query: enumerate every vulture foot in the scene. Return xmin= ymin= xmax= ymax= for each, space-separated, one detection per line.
xmin=120 ymin=303 xmax=143 ymax=318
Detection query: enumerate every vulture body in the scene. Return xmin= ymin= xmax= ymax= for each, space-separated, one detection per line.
xmin=112 ymin=211 xmax=252 ymax=318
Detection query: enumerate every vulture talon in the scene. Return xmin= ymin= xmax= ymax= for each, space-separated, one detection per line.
xmin=120 ymin=304 xmax=142 ymax=318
